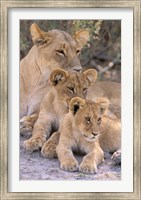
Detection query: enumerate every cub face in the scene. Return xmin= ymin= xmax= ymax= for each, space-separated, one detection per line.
xmin=49 ymin=68 xmax=97 ymax=105
xmin=69 ymin=97 xmax=109 ymax=142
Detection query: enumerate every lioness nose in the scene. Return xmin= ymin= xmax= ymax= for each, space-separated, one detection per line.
xmin=92 ymin=132 xmax=99 ymax=137
xmin=72 ymin=66 xmax=82 ymax=72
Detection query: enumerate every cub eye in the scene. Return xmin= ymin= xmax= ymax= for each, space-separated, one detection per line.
xmin=83 ymin=88 xmax=87 ymax=94
xmin=85 ymin=117 xmax=91 ymax=123
xmin=67 ymin=86 xmax=74 ymax=93
xmin=97 ymin=117 xmax=102 ymax=124
xmin=76 ymin=49 xmax=81 ymax=55
xmin=56 ymin=49 xmax=65 ymax=56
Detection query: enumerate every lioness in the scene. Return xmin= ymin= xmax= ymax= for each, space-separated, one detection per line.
xmin=24 ymin=68 xmax=97 ymax=151
xmin=56 ymin=97 xmax=121 ymax=174
xmin=20 ymin=23 xmax=89 ymax=118
xmin=56 ymin=97 xmax=118 ymax=173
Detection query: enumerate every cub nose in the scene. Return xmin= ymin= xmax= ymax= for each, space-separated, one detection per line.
xmin=72 ymin=66 xmax=82 ymax=72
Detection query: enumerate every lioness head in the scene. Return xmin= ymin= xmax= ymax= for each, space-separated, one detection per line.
xmin=49 ymin=68 xmax=97 ymax=105
xmin=30 ymin=23 xmax=89 ymax=72
xmin=69 ymin=97 xmax=109 ymax=142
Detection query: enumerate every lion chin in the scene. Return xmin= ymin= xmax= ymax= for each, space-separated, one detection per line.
xmin=83 ymin=134 xmax=98 ymax=142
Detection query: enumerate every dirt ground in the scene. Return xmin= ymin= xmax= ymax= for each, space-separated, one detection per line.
xmin=20 ymin=136 xmax=121 ymax=181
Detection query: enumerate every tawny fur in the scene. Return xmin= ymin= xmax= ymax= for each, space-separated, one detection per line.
xmin=20 ymin=23 xmax=121 ymax=135
xmin=56 ymin=97 xmax=115 ymax=174
xmin=20 ymin=23 xmax=89 ymax=118
xmin=45 ymin=97 xmax=121 ymax=168
xmin=87 ymin=81 xmax=121 ymax=119
xmin=24 ymin=68 xmax=97 ymax=151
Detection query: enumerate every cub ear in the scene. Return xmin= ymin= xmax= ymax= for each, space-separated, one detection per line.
xmin=73 ymin=30 xmax=89 ymax=49
xmin=83 ymin=69 xmax=97 ymax=85
xmin=30 ymin=23 xmax=52 ymax=46
xmin=96 ymin=98 xmax=109 ymax=115
xmin=69 ymin=97 xmax=85 ymax=115
xmin=50 ymin=68 xmax=69 ymax=86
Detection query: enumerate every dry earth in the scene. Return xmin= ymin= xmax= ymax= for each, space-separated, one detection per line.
xmin=20 ymin=136 xmax=121 ymax=181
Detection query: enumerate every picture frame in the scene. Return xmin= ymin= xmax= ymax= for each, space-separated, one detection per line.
xmin=0 ymin=0 xmax=140 ymax=199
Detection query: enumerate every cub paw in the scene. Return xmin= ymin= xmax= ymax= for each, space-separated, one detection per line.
xmin=60 ymin=160 xmax=79 ymax=172
xmin=79 ymin=162 xmax=97 ymax=174
xmin=24 ymin=136 xmax=46 ymax=151
xmin=20 ymin=122 xmax=33 ymax=138
xmin=111 ymin=149 xmax=121 ymax=165
xmin=41 ymin=142 xmax=57 ymax=158
xmin=20 ymin=114 xmax=37 ymax=137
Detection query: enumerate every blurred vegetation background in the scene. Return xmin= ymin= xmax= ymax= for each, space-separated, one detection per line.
xmin=20 ymin=20 xmax=121 ymax=82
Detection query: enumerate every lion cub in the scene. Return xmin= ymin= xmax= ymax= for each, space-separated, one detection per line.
xmin=24 ymin=68 xmax=97 ymax=151
xmin=56 ymin=97 xmax=121 ymax=174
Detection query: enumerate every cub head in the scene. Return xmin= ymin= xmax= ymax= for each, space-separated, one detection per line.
xmin=30 ymin=23 xmax=89 ymax=72
xmin=69 ymin=97 xmax=109 ymax=142
xmin=49 ymin=68 xmax=97 ymax=105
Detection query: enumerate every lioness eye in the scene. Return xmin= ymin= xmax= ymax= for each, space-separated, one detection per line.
xmin=97 ymin=117 xmax=102 ymax=124
xmin=67 ymin=87 xmax=74 ymax=93
xmin=76 ymin=49 xmax=81 ymax=55
xmin=85 ymin=117 xmax=91 ymax=123
xmin=83 ymin=88 xmax=87 ymax=93
xmin=56 ymin=49 xmax=65 ymax=56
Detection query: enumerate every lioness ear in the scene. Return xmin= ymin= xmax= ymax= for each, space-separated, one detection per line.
xmin=50 ymin=69 xmax=69 ymax=86
xmin=96 ymin=98 xmax=109 ymax=115
xmin=73 ymin=30 xmax=89 ymax=49
xmin=83 ymin=69 xmax=97 ymax=85
xmin=69 ymin=97 xmax=85 ymax=115
xmin=30 ymin=23 xmax=52 ymax=46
